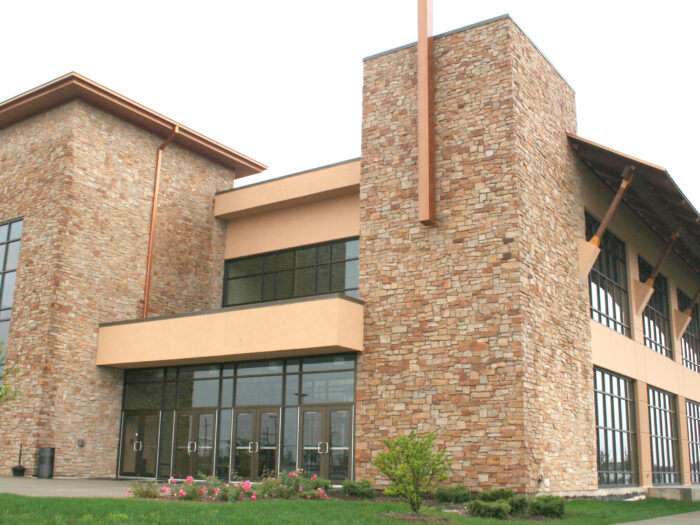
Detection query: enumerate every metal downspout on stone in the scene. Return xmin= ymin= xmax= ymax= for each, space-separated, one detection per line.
xmin=142 ymin=125 xmax=179 ymax=318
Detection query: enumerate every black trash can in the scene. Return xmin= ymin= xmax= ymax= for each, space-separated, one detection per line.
xmin=37 ymin=448 xmax=54 ymax=479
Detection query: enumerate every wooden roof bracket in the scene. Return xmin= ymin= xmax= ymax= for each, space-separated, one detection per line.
xmin=675 ymin=287 xmax=699 ymax=339
xmin=143 ymin=125 xmax=180 ymax=318
xmin=577 ymin=165 xmax=636 ymax=282
xmin=417 ymin=0 xmax=435 ymax=226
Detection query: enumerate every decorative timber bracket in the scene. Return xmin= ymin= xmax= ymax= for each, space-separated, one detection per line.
xmin=674 ymin=287 xmax=699 ymax=339
xmin=577 ymin=165 xmax=636 ymax=283
xmin=417 ymin=0 xmax=435 ymax=225
xmin=631 ymin=227 xmax=681 ymax=316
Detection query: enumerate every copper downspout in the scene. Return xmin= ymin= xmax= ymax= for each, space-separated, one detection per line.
xmin=142 ymin=126 xmax=179 ymax=318
xmin=589 ymin=165 xmax=635 ymax=247
xmin=417 ymin=0 xmax=435 ymax=225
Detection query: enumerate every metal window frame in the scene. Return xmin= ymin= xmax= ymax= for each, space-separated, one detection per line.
xmin=678 ymin=289 xmax=700 ymax=373
xmin=686 ymin=399 xmax=700 ymax=484
xmin=639 ymin=257 xmax=673 ymax=358
xmin=586 ymin=213 xmax=631 ymax=337
xmin=119 ymin=354 xmax=357 ymax=481
xmin=648 ymin=386 xmax=680 ymax=485
xmin=222 ymin=237 xmax=360 ymax=307
xmin=594 ymin=367 xmax=638 ymax=486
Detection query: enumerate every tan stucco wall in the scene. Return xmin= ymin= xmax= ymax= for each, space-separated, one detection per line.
xmin=97 ymin=296 xmax=363 ymax=368
xmin=582 ymin=165 xmax=700 ymax=486
xmin=591 ymin=321 xmax=700 ymax=401
xmin=224 ymin=193 xmax=359 ymax=259
xmin=215 ymin=159 xmax=360 ymax=219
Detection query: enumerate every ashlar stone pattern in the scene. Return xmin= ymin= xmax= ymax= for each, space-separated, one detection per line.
xmin=0 ymin=100 xmax=233 ymax=477
xmin=356 ymin=16 xmax=596 ymax=492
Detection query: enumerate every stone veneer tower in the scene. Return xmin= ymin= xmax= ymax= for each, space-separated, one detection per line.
xmin=356 ymin=16 xmax=597 ymax=492
xmin=0 ymin=95 xmax=245 ymax=477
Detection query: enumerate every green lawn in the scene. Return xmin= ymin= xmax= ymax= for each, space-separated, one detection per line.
xmin=0 ymin=494 xmax=697 ymax=524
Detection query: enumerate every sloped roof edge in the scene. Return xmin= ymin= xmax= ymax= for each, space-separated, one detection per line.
xmin=568 ymin=133 xmax=700 ymax=277
xmin=0 ymin=72 xmax=267 ymax=177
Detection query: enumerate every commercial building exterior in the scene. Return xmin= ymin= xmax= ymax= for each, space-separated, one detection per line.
xmin=0 ymin=15 xmax=698 ymax=494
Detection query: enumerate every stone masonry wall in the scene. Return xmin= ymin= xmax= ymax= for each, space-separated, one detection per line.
xmin=0 ymin=103 xmax=75 ymax=477
xmin=0 ymin=100 xmax=234 ymax=477
xmin=357 ymin=16 xmax=596 ymax=492
xmin=357 ymin=17 xmax=528 ymax=490
xmin=510 ymin=29 xmax=597 ymax=491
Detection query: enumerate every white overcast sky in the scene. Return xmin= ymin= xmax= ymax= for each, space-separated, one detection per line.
xmin=1 ymin=1 xmax=698 ymax=209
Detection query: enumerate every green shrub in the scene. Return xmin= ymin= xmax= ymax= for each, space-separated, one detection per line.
xmin=341 ymin=480 xmax=375 ymax=499
xmin=528 ymin=495 xmax=565 ymax=518
xmin=128 ymin=481 xmax=159 ymax=499
xmin=476 ymin=488 xmax=515 ymax=501
xmin=468 ymin=500 xmax=511 ymax=519
xmin=374 ymin=431 xmax=450 ymax=513
xmin=508 ymin=495 xmax=529 ymax=515
xmin=256 ymin=470 xmax=330 ymax=500
xmin=434 ymin=486 xmax=471 ymax=503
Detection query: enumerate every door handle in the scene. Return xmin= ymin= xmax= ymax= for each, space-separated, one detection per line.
xmin=138 ymin=441 xmax=144 ymax=452
xmin=248 ymin=442 xmax=256 ymax=453
xmin=317 ymin=442 xmax=324 ymax=454
xmin=192 ymin=441 xmax=198 ymax=453
xmin=324 ymin=442 xmax=330 ymax=454
xmin=133 ymin=440 xmax=139 ymax=452
xmin=186 ymin=441 xmax=193 ymax=454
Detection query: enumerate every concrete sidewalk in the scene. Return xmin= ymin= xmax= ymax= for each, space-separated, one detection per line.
xmin=0 ymin=475 xmax=132 ymax=498
xmin=617 ymin=511 xmax=700 ymax=524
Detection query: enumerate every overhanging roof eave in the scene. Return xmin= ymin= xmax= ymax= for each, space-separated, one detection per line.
xmin=0 ymin=72 xmax=267 ymax=177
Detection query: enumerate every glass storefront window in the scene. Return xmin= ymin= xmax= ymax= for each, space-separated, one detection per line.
xmin=302 ymin=371 xmax=354 ymax=404
xmin=236 ymin=376 xmax=283 ymax=406
xmin=120 ymin=355 xmax=355 ymax=481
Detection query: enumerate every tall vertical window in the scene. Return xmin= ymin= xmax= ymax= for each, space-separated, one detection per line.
xmin=648 ymin=386 xmax=680 ymax=485
xmin=639 ymin=258 xmax=672 ymax=358
xmin=594 ymin=368 xmax=637 ymax=486
xmin=687 ymin=400 xmax=700 ymax=484
xmin=586 ymin=213 xmax=630 ymax=336
xmin=0 ymin=218 xmax=23 ymax=349
xmin=678 ymin=289 xmax=700 ymax=373
xmin=223 ymin=238 xmax=359 ymax=307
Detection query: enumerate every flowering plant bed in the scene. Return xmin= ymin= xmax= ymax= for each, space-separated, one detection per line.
xmin=128 ymin=470 xmax=332 ymax=503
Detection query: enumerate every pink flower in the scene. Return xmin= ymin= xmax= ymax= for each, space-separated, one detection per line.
xmin=213 ymin=488 xmax=221 ymax=494
xmin=199 ymin=488 xmax=206 ymax=495
xmin=161 ymin=486 xmax=170 ymax=494
xmin=168 ymin=476 xmax=176 ymax=485
xmin=298 ymin=486 xmax=303 ymax=493
xmin=264 ymin=494 xmax=268 ymax=499
xmin=289 ymin=472 xmax=297 ymax=478
xmin=323 ymin=494 xmax=329 ymax=499
xmin=311 ymin=474 xmax=317 ymax=480
xmin=186 ymin=476 xmax=194 ymax=482
xmin=126 ymin=489 xmax=131 ymax=495
xmin=307 ymin=495 xmax=312 ymax=499
xmin=251 ymin=495 xmax=257 ymax=501
xmin=179 ymin=489 xmax=186 ymax=497
xmin=317 ymin=488 xmax=324 ymax=493
xmin=242 ymin=481 xmax=252 ymax=491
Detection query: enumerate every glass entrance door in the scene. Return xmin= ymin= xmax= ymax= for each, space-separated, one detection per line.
xmin=120 ymin=411 xmax=160 ymax=477
xmin=232 ymin=408 xmax=279 ymax=480
xmin=300 ymin=406 xmax=352 ymax=481
xmin=173 ymin=410 xmax=216 ymax=479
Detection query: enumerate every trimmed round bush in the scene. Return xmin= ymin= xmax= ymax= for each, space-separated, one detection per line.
xmin=467 ymin=500 xmax=511 ymax=519
xmin=341 ymin=480 xmax=375 ymax=499
xmin=528 ymin=495 xmax=565 ymax=518
xmin=476 ymin=488 xmax=515 ymax=502
xmin=435 ymin=486 xmax=471 ymax=504
xmin=508 ymin=495 xmax=529 ymax=515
